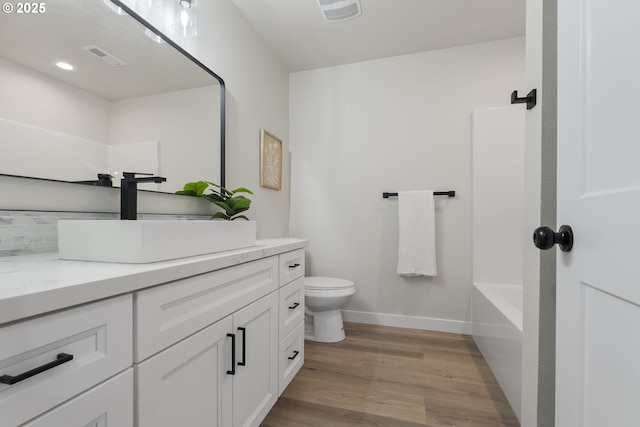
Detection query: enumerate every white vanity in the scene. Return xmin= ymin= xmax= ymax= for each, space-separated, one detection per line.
xmin=0 ymin=238 xmax=306 ymax=427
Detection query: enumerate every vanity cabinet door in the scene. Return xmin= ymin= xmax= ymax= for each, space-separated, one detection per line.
xmin=136 ymin=316 xmax=233 ymax=427
xmin=232 ymin=291 xmax=278 ymax=427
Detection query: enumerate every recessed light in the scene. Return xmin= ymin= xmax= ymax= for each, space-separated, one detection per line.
xmin=55 ymin=61 xmax=74 ymax=71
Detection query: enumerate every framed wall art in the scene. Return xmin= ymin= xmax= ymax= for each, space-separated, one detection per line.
xmin=260 ymin=129 xmax=282 ymax=190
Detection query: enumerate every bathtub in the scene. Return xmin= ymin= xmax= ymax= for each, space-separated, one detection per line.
xmin=472 ymin=283 xmax=522 ymax=421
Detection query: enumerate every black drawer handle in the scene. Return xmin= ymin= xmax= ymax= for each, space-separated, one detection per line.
xmin=227 ymin=333 xmax=236 ymax=375
xmin=288 ymin=350 xmax=300 ymax=361
xmin=288 ymin=302 xmax=300 ymax=310
xmin=237 ymin=327 xmax=246 ymax=367
xmin=288 ymin=263 xmax=300 ymax=269
xmin=0 ymin=353 xmax=74 ymax=385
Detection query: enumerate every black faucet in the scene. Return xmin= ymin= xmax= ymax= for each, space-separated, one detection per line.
xmin=75 ymin=173 xmax=114 ymax=187
xmin=120 ymin=172 xmax=167 ymax=220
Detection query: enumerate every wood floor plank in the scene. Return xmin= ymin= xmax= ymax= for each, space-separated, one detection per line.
xmin=261 ymin=398 xmax=430 ymax=427
xmin=261 ymin=322 xmax=520 ymax=427
xmin=299 ymin=354 xmax=511 ymax=419
xmin=280 ymin=374 xmax=429 ymax=424
xmin=303 ymin=348 xmax=501 ymax=399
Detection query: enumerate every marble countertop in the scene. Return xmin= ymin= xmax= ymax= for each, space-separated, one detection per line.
xmin=0 ymin=238 xmax=307 ymax=325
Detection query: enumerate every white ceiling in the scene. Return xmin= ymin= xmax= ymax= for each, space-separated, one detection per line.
xmin=232 ymin=0 xmax=526 ymax=72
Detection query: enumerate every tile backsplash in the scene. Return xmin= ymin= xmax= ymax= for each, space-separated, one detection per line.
xmin=0 ymin=210 xmax=210 ymax=257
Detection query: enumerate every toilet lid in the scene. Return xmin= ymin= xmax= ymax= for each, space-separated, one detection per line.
xmin=305 ymin=276 xmax=354 ymax=290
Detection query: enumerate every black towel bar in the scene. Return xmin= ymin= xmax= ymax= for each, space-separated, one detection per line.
xmin=382 ymin=191 xmax=455 ymax=198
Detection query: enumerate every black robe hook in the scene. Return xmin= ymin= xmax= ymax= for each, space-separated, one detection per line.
xmin=511 ymin=89 xmax=537 ymax=110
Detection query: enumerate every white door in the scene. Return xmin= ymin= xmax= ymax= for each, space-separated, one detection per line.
xmin=556 ymin=0 xmax=640 ymax=426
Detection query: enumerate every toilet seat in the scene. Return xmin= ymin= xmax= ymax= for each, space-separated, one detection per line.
xmin=305 ymin=276 xmax=354 ymax=291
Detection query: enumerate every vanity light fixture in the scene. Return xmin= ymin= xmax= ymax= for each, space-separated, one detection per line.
xmin=102 ymin=0 xmax=128 ymax=15
xmin=173 ymin=0 xmax=198 ymax=37
xmin=315 ymin=0 xmax=362 ymax=22
xmin=144 ymin=28 xmax=166 ymax=43
xmin=54 ymin=61 xmax=74 ymax=71
xmin=141 ymin=0 xmax=164 ymax=6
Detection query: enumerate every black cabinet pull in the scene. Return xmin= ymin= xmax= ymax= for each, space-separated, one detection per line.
xmin=237 ymin=327 xmax=246 ymax=367
xmin=288 ymin=263 xmax=300 ymax=269
xmin=288 ymin=350 xmax=300 ymax=360
xmin=226 ymin=333 xmax=236 ymax=375
xmin=288 ymin=302 xmax=300 ymax=310
xmin=0 ymin=353 xmax=74 ymax=385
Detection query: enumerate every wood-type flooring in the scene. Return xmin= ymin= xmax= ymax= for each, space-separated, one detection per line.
xmin=261 ymin=322 xmax=520 ymax=427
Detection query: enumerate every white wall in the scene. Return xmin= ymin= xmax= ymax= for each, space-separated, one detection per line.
xmin=1 ymin=1 xmax=290 ymax=237
xmin=290 ymin=38 xmax=525 ymax=331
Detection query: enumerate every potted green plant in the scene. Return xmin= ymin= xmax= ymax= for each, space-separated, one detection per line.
xmin=176 ymin=181 xmax=254 ymax=220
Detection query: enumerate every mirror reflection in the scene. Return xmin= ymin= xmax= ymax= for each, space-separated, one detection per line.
xmin=0 ymin=0 xmax=223 ymax=193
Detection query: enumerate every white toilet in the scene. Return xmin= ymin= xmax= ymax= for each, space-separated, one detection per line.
xmin=304 ymin=276 xmax=356 ymax=343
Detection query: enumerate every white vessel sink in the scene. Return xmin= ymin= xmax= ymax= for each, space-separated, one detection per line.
xmin=58 ymin=220 xmax=256 ymax=263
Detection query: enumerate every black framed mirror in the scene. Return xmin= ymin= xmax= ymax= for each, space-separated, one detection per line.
xmin=0 ymin=0 xmax=225 ymax=192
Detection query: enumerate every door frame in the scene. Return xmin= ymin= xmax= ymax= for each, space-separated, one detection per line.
xmin=521 ymin=0 xmax=558 ymax=425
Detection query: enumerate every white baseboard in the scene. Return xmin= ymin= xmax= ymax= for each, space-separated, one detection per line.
xmin=341 ymin=310 xmax=472 ymax=335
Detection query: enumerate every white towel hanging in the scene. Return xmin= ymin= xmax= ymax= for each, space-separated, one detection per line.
xmin=397 ymin=190 xmax=437 ymax=277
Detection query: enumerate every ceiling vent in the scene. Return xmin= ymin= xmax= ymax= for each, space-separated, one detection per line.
xmin=83 ymin=45 xmax=126 ymax=67
xmin=315 ymin=0 xmax=362 ymax=22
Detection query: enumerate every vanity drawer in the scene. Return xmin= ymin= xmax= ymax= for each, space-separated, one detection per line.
xmin=135 ymin=256 xmax=278 ymax=361
xmin=279 ymin=249 xmax=305 ymax=286
xmin=0 ymin=295 xmax=133 ymax=427
xmin=279 ymin=276 xmax=304 ymax=339
xmin=278 ymin=321 xmax=304 ymax=396
xmin=22 ymin=369 xmax=133 ymax=427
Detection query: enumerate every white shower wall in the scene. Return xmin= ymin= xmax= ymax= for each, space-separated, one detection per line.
xmin=471 ymin=105 xmax=525 ymax=421
xmin=472 ymin=106 xmax=525 ymax=286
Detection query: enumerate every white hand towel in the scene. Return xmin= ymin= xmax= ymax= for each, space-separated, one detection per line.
xmin=397 ymin=190 xmax=437 ymax=277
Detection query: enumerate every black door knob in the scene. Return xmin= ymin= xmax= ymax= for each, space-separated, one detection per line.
xmin=533 ymin=225 xmax=574 ymax=252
